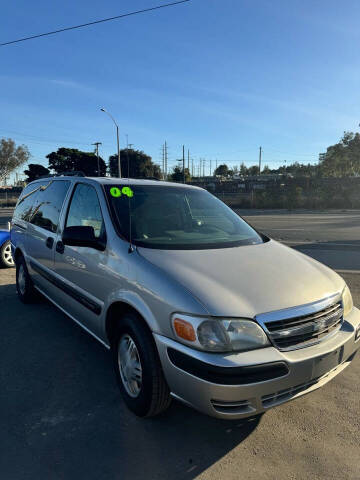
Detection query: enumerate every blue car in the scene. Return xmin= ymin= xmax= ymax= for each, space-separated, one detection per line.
xmin=0 ymin=227 xmax=14 ymax=268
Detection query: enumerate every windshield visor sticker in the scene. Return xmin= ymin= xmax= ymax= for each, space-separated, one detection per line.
xmin=110 ymin=186 xmax=134 ymax=198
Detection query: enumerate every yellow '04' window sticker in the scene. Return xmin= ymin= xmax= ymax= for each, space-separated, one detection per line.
xmin=110 ymin=186 xmax=134 ymax=198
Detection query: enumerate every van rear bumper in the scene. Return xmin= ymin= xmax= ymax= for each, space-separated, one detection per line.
xmin=154 ymin=307 xmax=360 ymax=419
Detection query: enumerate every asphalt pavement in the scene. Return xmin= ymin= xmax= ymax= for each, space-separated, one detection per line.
xmin=1 ymin=208 xmax=359 ymax=480
xmin=240 ymin=210 xmax=360 ymax=273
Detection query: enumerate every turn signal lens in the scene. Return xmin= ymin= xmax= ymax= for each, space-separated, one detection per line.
xmin=173 ymin=318 xmax=196 ymax=342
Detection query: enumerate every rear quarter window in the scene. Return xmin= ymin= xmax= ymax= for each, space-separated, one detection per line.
xmin=13 ymin=182 xmax=45 ymax=222
xmin=30 ymin=180 xmax=71 ymax=233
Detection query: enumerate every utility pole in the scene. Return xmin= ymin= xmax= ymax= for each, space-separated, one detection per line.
xmin=92 ymin=142 xmax=102 ymax=176
xmin=164 ymin=141 xmax=168 ymax=180
xmin=210 ymin=159 xmax=212 ymax=176
xmin=182 ymin=145 xmax=185 ymax=183
xmin=187 ymin=149 xmax=190 ymax=171
xmin=258 ymin=146 xmax=262 ymax=175
xmin=203 ymin=159 xmax=206 ymax=177
xmin=192 ymin=158 xmax=194 ymax=177
xmin=162 ymin=144 xmax=165 ymax=180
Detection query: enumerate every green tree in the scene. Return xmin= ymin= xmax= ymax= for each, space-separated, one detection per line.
xmin=0 ymin=138 xmax=30 ymax=183
xmin=24 ymin=163 xmax=50 ymax=182
xmin=214 ymin=164 xmax=229 ymax=176
xmin=170 ymin=165 xmax=191 ymax=183
xmin=319 ymin=131 xmax=360 ymax=177
xmin=46 ymin=147 xmax=106 ymax=176
xmin=248 ymin=165 xmax=260 ymax=176
xmin=108 ymin=148 xmax=161 ymax=179
xmin=287 ymin=185 xmax=303 ymax=210
xmin=239 ymin=162 xmax=248 ymax=176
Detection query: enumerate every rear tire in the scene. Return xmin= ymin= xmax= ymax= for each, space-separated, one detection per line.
xmin=0 ymin=240 xmax=14 ymax=268
xmin=16 ymin=255 xmax=38 ymax=303
xmin=112 ymin=311 xmax=171 ymax=417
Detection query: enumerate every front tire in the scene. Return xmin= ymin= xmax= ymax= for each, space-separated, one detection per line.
xmin=112 ymin=312 xmax=171 ymax=417
xmin=0 ymin=240 xmax=14 ymax=268
xmin=16 ymin=255 xmax=38 ymax=303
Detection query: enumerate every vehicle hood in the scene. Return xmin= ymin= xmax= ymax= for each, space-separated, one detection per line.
xmin=138 ymin=240 xmax=345 ymax=317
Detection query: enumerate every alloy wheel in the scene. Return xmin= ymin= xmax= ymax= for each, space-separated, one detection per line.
xmin=3 ymin=243 xmax=14 ymax=266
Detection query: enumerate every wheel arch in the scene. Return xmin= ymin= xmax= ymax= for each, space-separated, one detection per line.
xmin=14 ymin=247 xmax=24 ymax=264
xmin=105 ymin=300 xmax=156 ymax=348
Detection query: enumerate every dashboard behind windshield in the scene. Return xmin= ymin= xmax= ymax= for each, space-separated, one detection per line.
xmin=105 ymin=185 xmax=264 ymax=250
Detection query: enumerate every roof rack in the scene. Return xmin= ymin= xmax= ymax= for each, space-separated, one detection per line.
xmin=57 ymin=171 xmax=86 ymax=177
xmin=38 ymin=174 xmax=57 ymax=179
xmin=135 ymin=176 xmax=160 ymax=181
xmin=38 ymin=171 xmax=86 ymax=179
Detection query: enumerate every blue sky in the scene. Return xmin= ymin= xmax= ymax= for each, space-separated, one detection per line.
xmin=1 ymin=0 xmax=360 ymax=180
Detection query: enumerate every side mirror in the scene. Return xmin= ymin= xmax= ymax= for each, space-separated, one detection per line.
xmin=62 ymin=226 xmax=106 ymax=251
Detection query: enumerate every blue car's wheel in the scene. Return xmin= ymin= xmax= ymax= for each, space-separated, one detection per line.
xmin=0 ymin=240 xmax=14 ymax=268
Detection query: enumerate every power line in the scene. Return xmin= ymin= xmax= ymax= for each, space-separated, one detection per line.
xmin=0 ymin=128 xmax=95 ymax=146
xmin=265 ymin=148 xmax=316 ymax=157
xmin=0 ymin=0 xmax=191 ymax=47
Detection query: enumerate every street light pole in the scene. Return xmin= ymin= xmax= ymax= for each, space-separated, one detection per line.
xmin=116 ymin=124 xmax=120 ymax=178
xmin=100 ymin=107 xmax=121 ymax=178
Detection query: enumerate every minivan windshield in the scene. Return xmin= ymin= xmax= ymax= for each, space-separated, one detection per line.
xmin=105 ymin=184 xmax=264 ymax=250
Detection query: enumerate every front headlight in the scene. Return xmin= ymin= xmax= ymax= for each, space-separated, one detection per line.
xmin=342 ymin=284 xmax=353 ymax=317
xmin=172 ymin=314 xmax=270 ymax=352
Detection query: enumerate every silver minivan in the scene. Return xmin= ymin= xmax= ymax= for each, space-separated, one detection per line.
xmin=11 ymin=175 xmax=360 ymax=419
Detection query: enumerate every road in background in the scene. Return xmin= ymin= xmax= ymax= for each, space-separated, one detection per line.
xmin=0 ymin=208 xmax=13 ymax=229
xmin=240 ymin=210 xmax=360 ymax=243
xmin=240 ymin=210 xmax=360 ymax=273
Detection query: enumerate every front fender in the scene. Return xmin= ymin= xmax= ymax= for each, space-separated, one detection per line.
xmin=106 ymin=290 xmax=161 ymax=334
xmin=0 ymin=230 xmax=10 ymax=246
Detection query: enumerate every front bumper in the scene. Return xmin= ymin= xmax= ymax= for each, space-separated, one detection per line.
xmin=154 ymin=306 xmax=360 ymax=419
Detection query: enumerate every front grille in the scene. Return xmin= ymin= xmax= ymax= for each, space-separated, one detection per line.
xmin=264 ymin=301 xmax=343 ymax=351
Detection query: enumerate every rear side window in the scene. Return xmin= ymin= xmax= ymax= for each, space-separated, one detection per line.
xmin=31 ymin=180 xmax=70 ymax=233
xmin=13 ymin=182 xmax=44 ymax=222
xmin=66 ymin=183 xmax=104 ymax=239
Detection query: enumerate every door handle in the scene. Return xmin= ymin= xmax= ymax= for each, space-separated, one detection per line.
xmin=46 ymin=237 xmax=54 ymax=249
xmin=56 ymin=241 xmax=65 ymax=254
